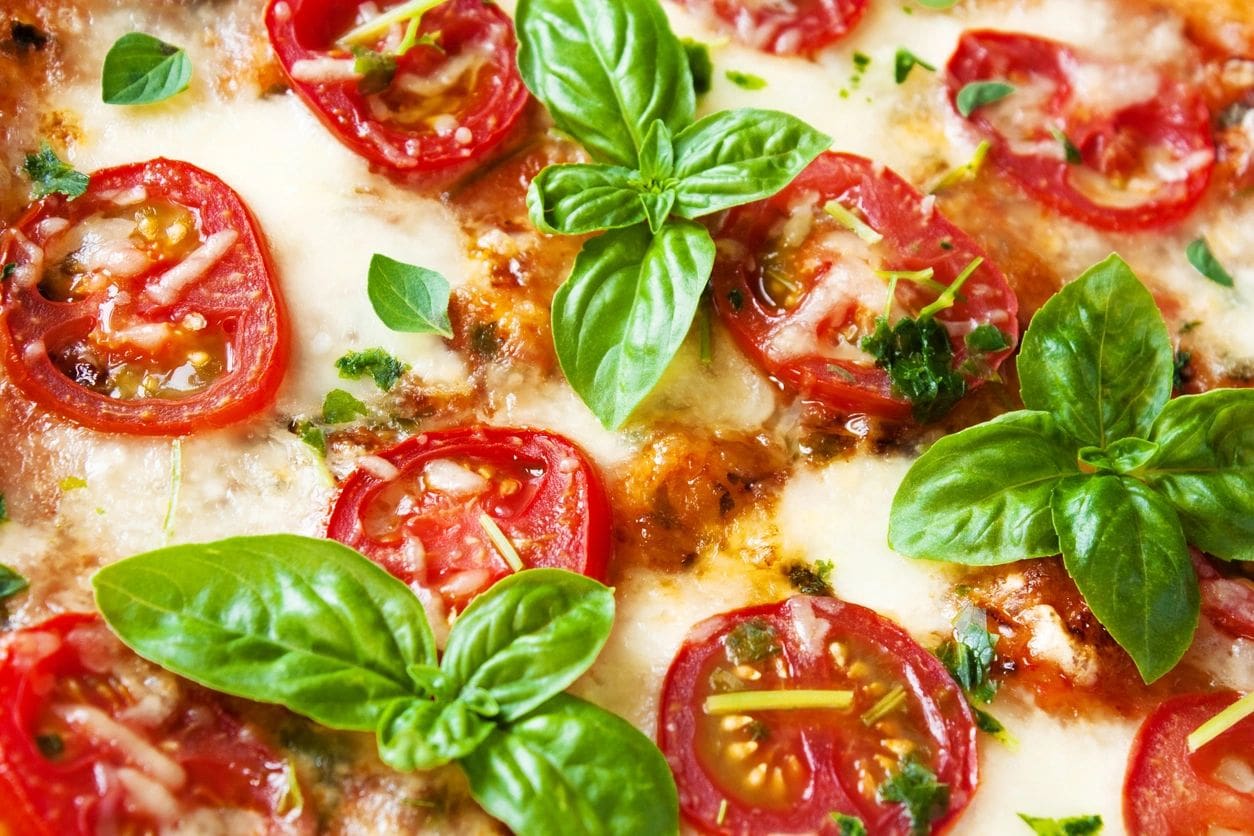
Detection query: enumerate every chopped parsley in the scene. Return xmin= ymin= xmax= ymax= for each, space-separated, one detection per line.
xmin=322 ymin=388 xmax=368 ymax=424
xmin=24 ymin=142 xmax=90 ymax=199
xmin=291 ymin=419 xmax=326 ymax=455
xmin=336 ymin=348 xmax=409 ymax=391
xmin=683 ymin=38 xmax=713 ymax=95
xmin=862 ymin=315 xmax=966 ymax=422
xmin=877 ymin=759 xmax=950 ymax=836
xmin=894 ymin=48 xmax=935 ymax=84
xmin=724 ymin=618 xmax=781 ymax=666
xmin=786 ymin=560 xmax=834 ymax=596
xmin=829 ymin=812 xmax=868 ymax=836
xmin=1018 ymin=813 xmax=1103 ymax=835
xmin=351 ymin=46 xmax=398 ymax=94
xmin=725 ymin=70 xmax=767 ymax=91
xmin=936 ymin=603 xmax=998 ymax=703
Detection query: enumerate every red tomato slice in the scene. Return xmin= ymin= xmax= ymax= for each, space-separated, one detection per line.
xmin=265 ymin=0 xmax=529 ymax=178
xmin=658 ymin=596 xmax=978 ymax=835
xmin=1124 ymin=692 xmax=1254 ymax=836
xmin=672 ymin=0 xmax=868 ymax=55
xmin=945 ymin=30 xmax=1215 ymax=231
xmin=1192 ymin=551 xmax=1254 ymax=641
xmin=711 ymin=151 xmax=1019 ymax=421
xmin=0 ymin=158 xmax=289 ymax=436
xmin=0 ymin=614 xmax=310 ymax=835
xmin=326 ymin=426 xmax=611 ymax=617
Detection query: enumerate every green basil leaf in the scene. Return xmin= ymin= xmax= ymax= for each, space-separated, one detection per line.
xmin=639 ymin=189 xmax=677 ymax=235
xmin=441 ymin=569 xmax=614 ymax=722
xmin=461 ymin=694 xmax=679 ymax=836
xmin=0 ymin=564 xmax=28 ymax=603
xmin=93 ymin=535 xmax=438 ymax=731
xmin=1185 ymin=238 xmax=1235 ymax=288
xmin=1144 ymin=389 xmax=1254 ymax=560
xmin=955 ymin=81 xmax=1015 ymax=117
xmin=637 ymin=119 xmax=675 ymax=183
xmin=322 ymin=388 xmax=367 ymax=424
xmin=1077 ymin=437 xmax=1158 ymax=475
xmin=552 ymin=220 xmax=714 ymax=428
xmin=101 ymin=32 xmax=192 ymax=105
xmin=516 ymin=0 xmax=694 ymax=168
xmin=1052 ymin=475 xmax=1198 ymax=682
xmin=682 ymin=38 xmax=713 ymax=95
xmin=936 ymin=603 xmax=998 ymax=703
xmin=1017 ymin=254 xmax=1173 ymax=447
xmin=376 ymin=696 xmax=495 ymax=771
xmin=890 ymin=411 xmax=1079 ymax=564
xmin=877 ymin=758 xmax=949 ymax=836
xmin=895 ymin=48 xmax=936 ymax=84
xmin=1019 ymin=813 xmax=1104 ymax=836
xmin=671 ymin=109 xmax=831 ymax=219
xmin=24 ymin=142 xmax=90 ymax=199
xmin=366 ymin=254 xmax=453 ymax=337
xmin=830 ymin=813 xmax=869 ymax=836
xmin=526 ymin=165 xmax=646 ymax=235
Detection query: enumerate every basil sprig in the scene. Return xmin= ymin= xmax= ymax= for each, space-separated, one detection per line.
xmin=94 ymin=536 xmax=678 ymax=834
xmin=890 ymin=255 xmax=1254 ymax=682
xmin=517 ymin=0 xmax=831 ymax=428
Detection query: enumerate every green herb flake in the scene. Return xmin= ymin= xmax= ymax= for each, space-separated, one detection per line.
xmin=786 ymin=560 xmax=834 ymax=596
xmin=336 ymin=348 xmax=409 ymax=391
xmin=894 ymin=48 xmax=936 ymax=84
xmin=829 ymin=812 xmax=869 ymax=836
xmin=2 ymin=263 xmax=15 ymax=280
xmin=683 ymin=39 xmax=714 ymax=95
xmin=101 ymin=32 xmax=193 ymax=106
xmin=1172 ymin=349 xmax=1191 ymax=391
xmin=1018 ymin=813 xmax=1103 ymax=835
xmin=24 ymin=142 xmax=90 ymax=199
xmin=724 ymin=618 xmax=781 ymax=666
xmin=351 ymin=46 xmax=398 ymax=95
xmin=973 ymin=707 xmax=1018 ymax=747
xmin=936 ymin=603 xmax=999 ymax=703
xmin=293 ymin=420 xmax=326 ymax=456
xmin=956 ymin=81 xmax=1015 ymax=118
xmin=725 ymin=70 xmax=767 ymax=91
xmin=852 ymin=52 xmax=871 ymax=72
xmin=0 ymin=494 xmax=7 ymax=523
xmin=322 ymin=388 xmax=368 ymax=424
xmin=34 ymin=732 xmax=65 ymax=760
xmin=0 ymin=564 xmax=28 ymax=603
xmin=1049 ymin=128 xmax=1082 ymax=164
xmin=877 ymin=759 xmax=950 ymax=836
xmin=964 ymin=324 xmax=1011 ymax=354
xmin=861 ymin=315 xmax=966 ymax=422
xmin=1185 ymin=238 xmax=1236 ymax=288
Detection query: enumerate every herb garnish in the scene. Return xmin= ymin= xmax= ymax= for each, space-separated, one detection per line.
xmin=725 ymin=619 xmax=781 ymax=665
xmin=829 ymin=811 xmax=869 ymax=835
xmin=0 ymin=565 xmax=27 ymax=605
xmin=516 ymin=0 xmax=830 ymax=428
xmin=1018 ymin=813 xmax=1103 ymax=835
xmin=895 ymin=48 xmax=935 ymax=84
xmin=936 ymin=604 xmax=998 ymax=703
xmin=336 ymin=348 xmax=409 ymax=391
xmin=786 ymin=560 xmax=834 ymax=596
xmin=725 ymin=69 xmax=767 ymax=90
xmin=340 ymin=0 xmax=444 ymax=94
xmin=878 ymin=758 xmax=950 ymax=836
xmin=322 ymin=388 xmax=368 ymax=424
xmin=890 ymin=254 xmax=1254 ymax=682
xmin=682 ymin=39 xmax=713 ymax=95
xmin=1049 ymin=128 xmax=1082 ymax=165
xmin=1185 ymin=237 xmax=1236 ymax=288
xmin=93 ymin=537 xmax=678 ymax=835
xmin=0 ymin=494 xmax=7 ymax=523
xmin=366 ymin=254 xmax=453 ymax=337
xmin=24 ymin=142 xmax=90 ymax=199
xmin=956 ymin=81 xmax=1015 ymax=117
xmin=101 ymin=33 xmax=192 ymax=105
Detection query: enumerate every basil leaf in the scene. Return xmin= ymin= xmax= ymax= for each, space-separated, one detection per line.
xmin=441 ymin=569 xmax=614 ymax=722
xmin=1019 ymin=813 xmax=1104 ymax=836
xmin=461 ymin=693 xmax=679 ymax=836
xmin=552 ymin=220 xmax=714 ymax=428
xmin=322 ymin=388 xmax=367 ymax=423
xmin=1145 ymin=389 xmax=1254 ymax=560
xmin=376 ymin=696 xmax=496 ymax=771
xmin=1077 ymin=437 xmax=1158 ymax=475
xmin=516 ymin=0 xmax=694 ymax=168
xmin=101 ymin=32 xmax=192 ymax=105
xmin=1185 ymin=238 xmax=1236 ymax=288
xmin=24 ymin=142 xmax=89 ymax=199
xmin=670 ymin=109 xmax=831 ymax=218
xmin=0 ymin=564 xmax=28 ymax=603
xmin=895 ymin=48 xmax=935 ymax=84
xmin=936 ymin=603 xmax=998 ymax=703
xmin=366 ymin=254 xmax=453 ymax=337
xmin=637 ymin=119 xmax=675 ymax=183
xmin=1052 ymin=475 xmax=1198 ymax=682
xmin=526 ymin=165 xmax=647 ymax=235
xmin=725 ymin=69 xmax=767 ymax=90
xmin=890 ymin=411 xmax=1078 ymax=564
xmin=93 ymin=535 xmax=438 ymax=731
xmin=956 ymin=81 xmax=1015 ymax=117
xmin=1017 ymin=254 xmax=1173 ymax=447
xmin=639 ymin=190 xmax=677 ymax=235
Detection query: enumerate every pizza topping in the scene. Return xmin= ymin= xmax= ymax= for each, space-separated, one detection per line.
xmin=946 ymin=31 xmax=1214 ymax=230
xmin=671 ymin=0 xmax=870 ymax=56
xmin=1018 ymin=813 xmax=1103 ymax=835
xmin=1185 ymin=237 xmax=1236 ymax=288
xmin=265 ymin=0 xmax=529 ymax=177
xmin=517 ymin=0 xmax=830 ymax=427
xmin=894 ymin=49 xmax=935 ymax=85
xmin=712 ymin=151 xmax=1018 ymax=421
xmin=0 ymin=614 xmax=309 ymax=835
xmin=1124 ymin=692 xmax=1254 ymax=836
xmin=659 ymin=596 xmax=977 ymax=834
xmin=93 ymin=538 xmax=679 ymax=835
xmin=336 ymin=347 xmax=409 ymax=390
xmin=0 ymin=158 xmax=288 ymax=435
xmin=326 ymin=427 xmax=611 ymax=615
xmin=366 ymin=253 xmax=453 ymax=336
xmin=23 ymin=142 xmax=89 ymax=200
xmin=891 ymin=255 xmax=1254 ymax=682
xmin=1187 ymin=690 xmax=1254 ymax=752
xmin=0 ymin=565 xmax=25 ymax=608
xmin=101 ymin=32 xmax=192 ymax=106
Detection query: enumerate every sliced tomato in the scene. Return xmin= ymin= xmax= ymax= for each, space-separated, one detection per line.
xmin=711 ymin=151 xmax=1018 ymax=421
xmin=658 ymin=596 xmax=978 ymax=835
xmin=0 ymin=614 xmax=310 ymax=835
xmin=672 ymin=0 xmax=868 ymax=55
xmin=1192 ymin=551 xmax=1254 ymax=640
xmin=1124 ymin=692 xmax=1254 ymax=836
xmin=266 ymin=0 xmax=529 ymax=178
xmin=326 ymin=427 xmax=611 ymax=617
xmin=0 ymin=158 xmax=289 ymax=435
xmin=945 ymin=30 xmax=1214 ymax=230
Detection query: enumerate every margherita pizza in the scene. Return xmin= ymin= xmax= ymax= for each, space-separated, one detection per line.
xmin=0 ymin=0 xmax=1251 ymax=834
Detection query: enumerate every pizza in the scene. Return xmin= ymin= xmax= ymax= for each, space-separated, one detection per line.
xmin=0 ymin=0 xmax=1251 ymax=833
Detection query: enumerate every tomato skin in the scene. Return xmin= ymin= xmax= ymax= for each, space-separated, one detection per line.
xmin=0 ymin=158 xmax=289 ymax=436
xmin=658 ymin=596 xmax=978 ymax=835
xmin=1124 ymin=692 xmax=1254 ymax=836
xmin=326 ymin=426 xmax=612 ymax=613
xmin=0 ymin=614 xmax=309 ymax=836
xmin=265 ymin=0 xmax=530 ymax=178
xmin=672 ymin=0 xmax=868 ymax=55
xmin=945 ymin=31 xmax=1214 ymax=231
xmin=711 ymin=151 xmax=1018 ymax=422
